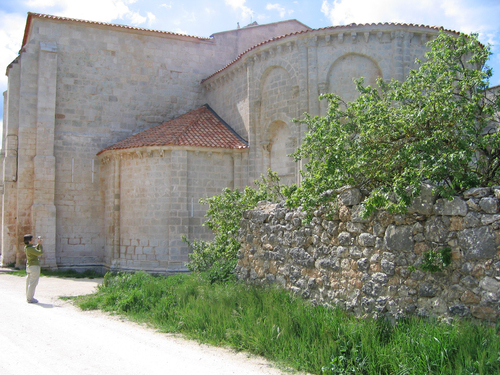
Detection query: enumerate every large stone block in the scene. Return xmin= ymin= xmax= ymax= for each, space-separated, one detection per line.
xmin=479 ymin=276 xmax=500 ymax=292
xmin=407 ymin=184 xmax=435 ymax=215
xmin=338 ymin=186 xmax=361 ymax=206
xmin=434 ymin=197 xmax=467 ymax=216
xmin=424 ymin=216 xmax=449 ymax=243
xmin=384 ymin=224 xmax=413 ymax=252
xmin=479 ymin=197 xmax=499 ymax=214
xmin=463 ymin=187 xmax=491 ymax=199
xmin=358 ymin=233 xmax=376 ymax=247
xmin=458 ymin=227 xmax=496 ymax=259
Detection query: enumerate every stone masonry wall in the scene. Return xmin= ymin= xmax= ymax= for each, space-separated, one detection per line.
xmin=236 ymin=186 xmax=500 ymax=322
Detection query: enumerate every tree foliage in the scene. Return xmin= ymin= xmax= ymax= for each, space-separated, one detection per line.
xmin=286 ymin=31 xmax=500 ymax=216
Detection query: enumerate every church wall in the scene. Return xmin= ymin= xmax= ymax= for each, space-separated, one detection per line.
xmin=100 ymin=157 xmax=114 ymax=268
xmin=211 ymin=20 xmax=310 ymax=61
xmin=15 ymin=40 xmax=39 ymax=267
xmin=4 ymin=17 xmax=246 ymax=268
xmin=55 ymin=136 xmax=103 ymax=268
xmin=21 ymin=17 xmax=306 ymax=270
xmin=117 ymin=153 xmax=173 ymax=271
xmin=315 ymin=29 xmax=431 ymax=110
xmin=186 ymin=150 xmax=245 ymax=242
xmin=1 ymin=59 xmax=21 ymax=266
xmin=257 ymin=63 xmax=300 ymax=184
xmin=203 ymin=69 xmax=250 ymax=141
xmin=98 ymin=147 xmax=247 ymax=273
xmin=203 ymin=43 xmax=304 ymax=184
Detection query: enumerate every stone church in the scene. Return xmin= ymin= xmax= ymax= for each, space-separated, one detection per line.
xmin=0 ymin=12 xmax=456 ymax=273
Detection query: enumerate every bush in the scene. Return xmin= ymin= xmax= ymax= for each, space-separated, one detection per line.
xmin=287 ymin=31 xmax=500 ymax=218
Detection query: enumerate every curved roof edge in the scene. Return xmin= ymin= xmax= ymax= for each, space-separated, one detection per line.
xmin=201 ymin=22 xmax=463 ymax=83
xmin=22 ymin=12 xmax=211 ymax=50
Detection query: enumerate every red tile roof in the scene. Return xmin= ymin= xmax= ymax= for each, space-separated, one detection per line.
xmin=97 ymin=105 xmax=248 ymax=155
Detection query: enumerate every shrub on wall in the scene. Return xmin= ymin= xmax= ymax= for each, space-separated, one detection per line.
xmin=286 ymin=31 xmax=500 ymax=218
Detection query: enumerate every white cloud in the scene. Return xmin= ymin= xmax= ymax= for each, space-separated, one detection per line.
xmin=225 ymin=0 xmax=254 ymax=22
xmin=174 ymin=28 xmax=189 ymax=35
xmin=266 ymin=3 xmax=286 ymax=18
xmin=0 ymin=12 xmax=26 ymax=90
xmin=146 ymin=12 xmax=156 ymax=27
xmin=320 ymin=0 xmax=500 ymax=59
xmin=26 ymin=0 xmax=152 ymax=26
xmin=26 ymin=0 xmax=59 ymax=6
xmin=320 ymin=0 xmax=500 ymax=35
xmin=129 ymin=12 xmax=147 ymax=25
xmin=321 ymin=0 xmax=440 ymax=26
xmin=160 ymin=3 xmax=172 ymax=9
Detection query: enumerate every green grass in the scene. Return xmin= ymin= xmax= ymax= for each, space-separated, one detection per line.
xmin=73 ymin=271 xmax=500 ymax=375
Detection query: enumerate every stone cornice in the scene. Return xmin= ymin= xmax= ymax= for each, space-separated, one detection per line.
xmin=98 ymin=145 xmax=248 ymax=164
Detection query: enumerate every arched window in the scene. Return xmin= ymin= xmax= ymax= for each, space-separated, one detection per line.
xmin=328 ymin=53 xmax=383 ymax=103
xmin=265 ymin=120 xmax=296 ymax=185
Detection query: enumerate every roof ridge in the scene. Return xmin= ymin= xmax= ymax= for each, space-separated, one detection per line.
xmin=23 ymin=12 xmax=210 ymax=48
xmin=171 ymin=107 xmax=203 ymax=145
xmin=203 ymin=104 xmax=249 ymax=147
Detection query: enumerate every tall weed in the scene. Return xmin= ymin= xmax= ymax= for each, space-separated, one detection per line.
xmin=75 ymin=272 xmax=500 ymax=375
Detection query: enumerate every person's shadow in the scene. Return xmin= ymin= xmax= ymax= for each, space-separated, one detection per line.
xmin=34 ymin=302 xmax=54 ymax=308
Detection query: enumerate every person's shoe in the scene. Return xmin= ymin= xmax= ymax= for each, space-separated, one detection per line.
xmin=27 ymin=298 xmax=38 ymax=304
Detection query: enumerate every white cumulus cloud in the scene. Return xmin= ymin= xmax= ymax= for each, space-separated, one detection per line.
xmin=321 ymin=0 xmax=443 ymax=26
xmin=26 ymin=0 xmax=153 ymax=26
xmin=174 ymin=28 xmax=189 ymax=35
xmin=266 ymin=3 xmax=287 ymax=18
xmin=225 ymin=0 xmax=254 ymax=22
xmin=0 ymin=12 xmax=26 ymax=89
xmin=320 ymin=0 xmax=500 ymax=36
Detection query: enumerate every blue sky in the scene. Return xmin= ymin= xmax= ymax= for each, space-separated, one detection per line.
xmin=1 ymin=0 xmax=500 ymax=132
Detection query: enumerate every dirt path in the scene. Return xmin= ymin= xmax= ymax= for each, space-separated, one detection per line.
xmin=0 ymin=273 xmax=297 ymax=375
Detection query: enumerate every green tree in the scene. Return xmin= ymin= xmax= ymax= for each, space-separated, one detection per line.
xmin=286 ymin=31 xmax=500 ymax=217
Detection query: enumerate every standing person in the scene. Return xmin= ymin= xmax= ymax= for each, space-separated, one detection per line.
xmin=24 ymin=234 xmax=43 ymax=304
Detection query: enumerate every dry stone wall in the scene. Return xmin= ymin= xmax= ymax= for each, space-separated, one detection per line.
xmin=236 ymin=186 xmax=500 ymax=322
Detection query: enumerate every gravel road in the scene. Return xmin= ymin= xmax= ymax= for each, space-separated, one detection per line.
xmin=0 ymin=273 xmax=296 ymax=375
